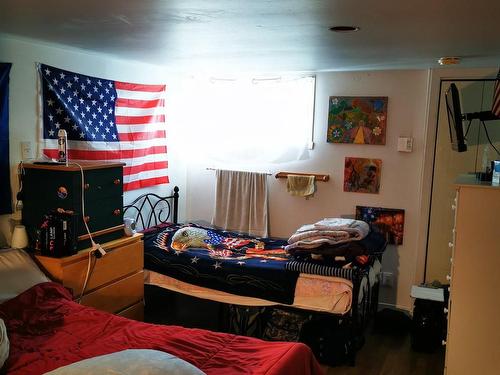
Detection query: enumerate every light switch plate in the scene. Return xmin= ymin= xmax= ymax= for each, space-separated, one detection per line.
xmin=20 ymin=141 xmax=33 ymax=160
xmin=397 ymin=137 xmax=413 ymax=152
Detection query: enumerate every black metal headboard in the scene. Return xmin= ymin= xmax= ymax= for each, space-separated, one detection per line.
xmin=123 ymin=186 xmax=179 ymax=230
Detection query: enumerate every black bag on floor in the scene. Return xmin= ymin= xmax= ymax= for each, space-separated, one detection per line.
xmin=299 ymin=316 xmax=351 ymax=366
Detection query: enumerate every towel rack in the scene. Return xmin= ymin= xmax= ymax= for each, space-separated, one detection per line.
xmin=275 ymin=172 xmax=330 ymax=182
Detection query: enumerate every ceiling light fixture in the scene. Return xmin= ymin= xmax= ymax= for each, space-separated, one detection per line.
xmin=438 ymin=57 xmax=461 ymax=66
xmin=329 ymin=26 xmax=360 ymax=33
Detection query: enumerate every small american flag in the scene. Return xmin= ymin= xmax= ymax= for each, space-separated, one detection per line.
xmin=493 ymin=68 xmax=500 ymax=118
xmin=205 ymin=230 xmax=252 ymax=249
xmin=38 ymin=63 xmax=168 ymax=191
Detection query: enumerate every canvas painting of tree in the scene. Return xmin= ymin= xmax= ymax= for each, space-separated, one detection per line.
xmin=327 ymin=96 xmax=388 ymax=145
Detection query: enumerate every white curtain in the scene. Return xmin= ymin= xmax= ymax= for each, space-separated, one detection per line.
xmin=211 ymin=170 xmax=269 ymax=237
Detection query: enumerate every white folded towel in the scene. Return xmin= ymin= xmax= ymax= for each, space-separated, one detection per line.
xmin=285 ymin=218 xmax=370 ymax=252
xmin=288 ymin=230 xmax=350 ymax=244
xmin=313 ymin=218 xmax=369 ymax=240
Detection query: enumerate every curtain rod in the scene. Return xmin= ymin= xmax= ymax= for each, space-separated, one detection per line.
xmin=206 ymin=167 xmax=272 ymax=176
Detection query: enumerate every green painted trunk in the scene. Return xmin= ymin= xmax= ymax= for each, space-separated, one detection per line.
xmin=21 ymin=163 xmax=124 ymax=254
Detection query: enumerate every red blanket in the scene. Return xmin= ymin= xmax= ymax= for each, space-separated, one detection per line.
xmin=0 ymin=282 xmax=323 ymax=375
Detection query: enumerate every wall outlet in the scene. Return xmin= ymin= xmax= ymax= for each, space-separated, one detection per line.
xmin=20 ymin=141 xmax=34 ymax=160
xmin=381 ymin=272 xmax=394 ymax=287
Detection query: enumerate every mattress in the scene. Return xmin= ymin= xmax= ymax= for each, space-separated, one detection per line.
xmin=146 ymin=270 xmax=354 ymax=314
xmin=145 ymin=258 xmax=382 ymax=315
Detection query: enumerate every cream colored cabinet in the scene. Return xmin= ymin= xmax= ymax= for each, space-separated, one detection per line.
xmin=444 ymin=181 xmax=500 ymax=375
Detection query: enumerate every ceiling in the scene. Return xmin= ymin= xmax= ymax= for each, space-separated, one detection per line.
xmin=1 ymin=0 xmax=499 ymax=73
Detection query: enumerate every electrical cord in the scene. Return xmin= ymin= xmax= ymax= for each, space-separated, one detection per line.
xmin=69 ymin=162 xmax=106 ymax=303
xmin=77 ymin=250 xmax=94 ymax=303
xmin=464 ymin=119 xmax=473 ymax=138
xmin=16 ymin=162 xmax=25 ymax=211
xmin=70 ymin=162 xmax=98 ymax=249
xmin=480 ymin=120 xmax=500 ymax=156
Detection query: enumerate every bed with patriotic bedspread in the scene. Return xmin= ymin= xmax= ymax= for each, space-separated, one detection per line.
xmin=142 ymin=222 xmax=386 ymax=309
xmin=124 ymin=188 xmax=387 ymax=365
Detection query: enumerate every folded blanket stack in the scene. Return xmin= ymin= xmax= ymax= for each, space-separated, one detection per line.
xmin=285 ymin=218 xmax=370 ymax=252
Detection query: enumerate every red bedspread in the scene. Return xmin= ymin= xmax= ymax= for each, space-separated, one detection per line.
xmin=0 ymin=282 xmax=323 ymax=375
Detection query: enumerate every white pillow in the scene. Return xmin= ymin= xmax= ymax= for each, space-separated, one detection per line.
xmin=44 ymin=349 xmax=206 ymax=375
xmin=0 ymin=248 xmax=50 ymax=304
xmin=0 ymin=318 xmax=9 ymax=370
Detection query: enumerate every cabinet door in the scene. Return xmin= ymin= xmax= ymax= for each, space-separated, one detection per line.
xmin=22 ymin=168 xmax=80 ymax=242
xmin=83 ymin=167 xmax=123 ymax=201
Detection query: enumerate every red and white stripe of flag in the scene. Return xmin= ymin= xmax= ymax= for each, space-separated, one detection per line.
xmin=493 ymin=69 xmax=500 ymax=118
xmin=115 ymin=82 xmax=168 ymax=191
xmin=43 ymin=81 xmax=169 ymax=191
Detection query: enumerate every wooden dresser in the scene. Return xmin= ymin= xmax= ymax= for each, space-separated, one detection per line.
xmin=35 ymin=234 xmax=144 ymax=321
xmin=444 ymin=179 xmax=500 ymax=375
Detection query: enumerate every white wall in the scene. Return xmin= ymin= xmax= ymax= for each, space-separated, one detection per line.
xmin=0 ymin=35 xmax=187 ymax=242
xmin=2 ymin=33 xmax=496 ymax=311
xmin=185 ymin=70 xmax=431 ymax=311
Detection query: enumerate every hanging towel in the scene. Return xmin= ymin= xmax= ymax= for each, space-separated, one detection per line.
xmin=211 ymin=169 xmax=269 ymax=237
xmin=286 ymin=174 xmax=315 ymax=197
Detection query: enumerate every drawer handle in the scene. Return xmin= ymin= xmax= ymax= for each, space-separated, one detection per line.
xmin=442 ymin=340 xmax=447 ymax=346
xmin=113 ymin=209 xmax=121 ymax=216
xmin=448 ymin=242 xmax=454 ymax=248
xmin=444 ymin=307 xmax=448 ymax=314
xmin=84 ymin=216 xmax=90 ymax=223
xmin=114 ymin=178 xmax=121 ymax=185
xmin=84 ymin=183 xmax=90 ymax=190
xmin=446 ymin=274 xmax=451 ymax=281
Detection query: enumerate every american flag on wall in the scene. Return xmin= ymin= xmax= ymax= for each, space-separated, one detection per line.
xmin=38 ymin=63 xmax=169 ymax=191
xmin=493 ymin=68 xmax=500 ymax=118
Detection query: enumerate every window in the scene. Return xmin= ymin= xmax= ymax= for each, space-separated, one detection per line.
xmin=183 ymin=75 xmax=315 ymax=165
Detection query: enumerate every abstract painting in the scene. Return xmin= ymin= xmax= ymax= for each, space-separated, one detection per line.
xmin=344 ymin=157 xmax=382 ymax=194
xmin=355 ymin=206 xmax=405 ymax=245
xmin=327 ymin=96 xmax=388 ymax=145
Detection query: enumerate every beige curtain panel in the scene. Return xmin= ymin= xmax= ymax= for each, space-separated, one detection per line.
xmin=212 ymin=169 xmax=269 ymax=237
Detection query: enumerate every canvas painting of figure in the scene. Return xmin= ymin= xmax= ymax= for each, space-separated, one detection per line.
xmin=344 ymin=157 xmax=382 ymax=194
xmin=327 ymin=96 xmax=388 ymax=145
xmin=355 ymin=206 xmax=405 ymax=245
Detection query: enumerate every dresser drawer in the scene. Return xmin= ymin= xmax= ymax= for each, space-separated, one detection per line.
xmin=81 ymin=271 xmax=144 ymax=313
xmin=117 ymin=300 xmax=145 ymax=321
xmin=84 ymin=167 xmax=123 ymax=201
xmin=62 ymin=240 xmax=143 ymax=296
xmin=83 ymin=196 xmax=123 ymax=235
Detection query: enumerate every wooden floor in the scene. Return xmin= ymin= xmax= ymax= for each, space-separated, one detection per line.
xmin=145 ymin=286 xmax=445 ymax=375
xmin=323 ymin=328 xmax=445 ymax=375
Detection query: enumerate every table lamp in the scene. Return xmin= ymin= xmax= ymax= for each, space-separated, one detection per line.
xmin=11 ymin=225 xmax=29 ymax=249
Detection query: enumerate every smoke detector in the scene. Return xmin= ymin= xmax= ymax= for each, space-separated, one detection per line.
xmin=438 ymin=57 xmax=461 ymax=66
xmin=329 ymin=26 xmax=360 ymax=33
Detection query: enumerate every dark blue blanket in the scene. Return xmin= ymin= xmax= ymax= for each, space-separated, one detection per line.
xmin=143 ymin=224 xmax=300 ymax=304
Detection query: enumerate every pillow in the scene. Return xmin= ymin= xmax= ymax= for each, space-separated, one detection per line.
xmin=45 ymin=349 xmax=205 ymax=375
xmin=0 ymin=318 xmax=8 ymax=370
xmin=0 ymin=248 xmax=50 ymax=304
